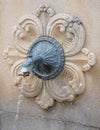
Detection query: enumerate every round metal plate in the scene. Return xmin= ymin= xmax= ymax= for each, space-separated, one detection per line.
xmin=28 ymin=36 xmax=65 ymax=80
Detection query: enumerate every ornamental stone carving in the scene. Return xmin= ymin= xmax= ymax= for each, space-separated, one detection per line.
xmin=4 ymin=5 xmax=96 ymax=109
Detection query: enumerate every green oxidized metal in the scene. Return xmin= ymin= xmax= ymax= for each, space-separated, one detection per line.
xmin=21 ymin=36 xmax=65 ymax=80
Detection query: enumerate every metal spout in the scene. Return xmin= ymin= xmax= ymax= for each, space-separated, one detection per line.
xmin=18 ymin=56 xmax=33 ymax=77
xmin=18 ymin=67 xmax=30 ymax=77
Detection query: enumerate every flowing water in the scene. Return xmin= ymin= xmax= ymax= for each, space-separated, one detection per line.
xmin=12 ymin=77 xmax=25 ymax=130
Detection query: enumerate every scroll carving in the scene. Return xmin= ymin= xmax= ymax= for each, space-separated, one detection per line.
xmin=3 ymin=5 xmax=96 ymax=109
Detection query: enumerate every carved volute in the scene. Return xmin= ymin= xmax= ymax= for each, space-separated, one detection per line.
xmin=4 ymin=5 xmax=96 ymax=109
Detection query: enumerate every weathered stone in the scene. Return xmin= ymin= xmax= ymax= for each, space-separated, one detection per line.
xmin=1 ymin=111 xmax=65 ymax=130
xmin=0 ymin=0 xmax=100 ymax=130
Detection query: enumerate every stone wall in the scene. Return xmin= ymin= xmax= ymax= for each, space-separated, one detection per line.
xmin=0 ymin=0 xmax=100 ymax=130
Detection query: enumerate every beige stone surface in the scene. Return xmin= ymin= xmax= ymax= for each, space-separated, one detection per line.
xmin=0 ymin=0 xmax=100 ymax=130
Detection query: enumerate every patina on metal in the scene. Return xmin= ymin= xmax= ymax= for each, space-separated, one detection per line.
xmin=19 ymin=36 xmax=65 ymax=80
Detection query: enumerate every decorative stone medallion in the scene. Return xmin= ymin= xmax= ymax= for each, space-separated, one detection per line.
xmin=4 ymin=5 xmax=96 ymax=109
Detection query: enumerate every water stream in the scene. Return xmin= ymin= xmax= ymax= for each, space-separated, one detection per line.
xmin=12 ymin=77 xmax=25 ymax=130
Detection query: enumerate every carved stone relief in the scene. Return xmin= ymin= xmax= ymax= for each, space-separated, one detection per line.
xmin=3 ymin=5 xmax=96 ymax=109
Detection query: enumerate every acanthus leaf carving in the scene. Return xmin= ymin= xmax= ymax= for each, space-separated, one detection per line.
xmin=3 ymin=5 xmax=96 ymax=109
xmin=46 ymin=14 xmax=85 ymax=56
xmin=81 ymin=48 xmax=96 ymax=72
xmin=35 ymin=5 xmax=55 ymax=17
xmin=36 ymin=81 xmax=55 ymax=109
xmin=46 ymin=62 xmax=85 ymax=103
xmin=13 ymin=15 xmax=43 ymax=54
